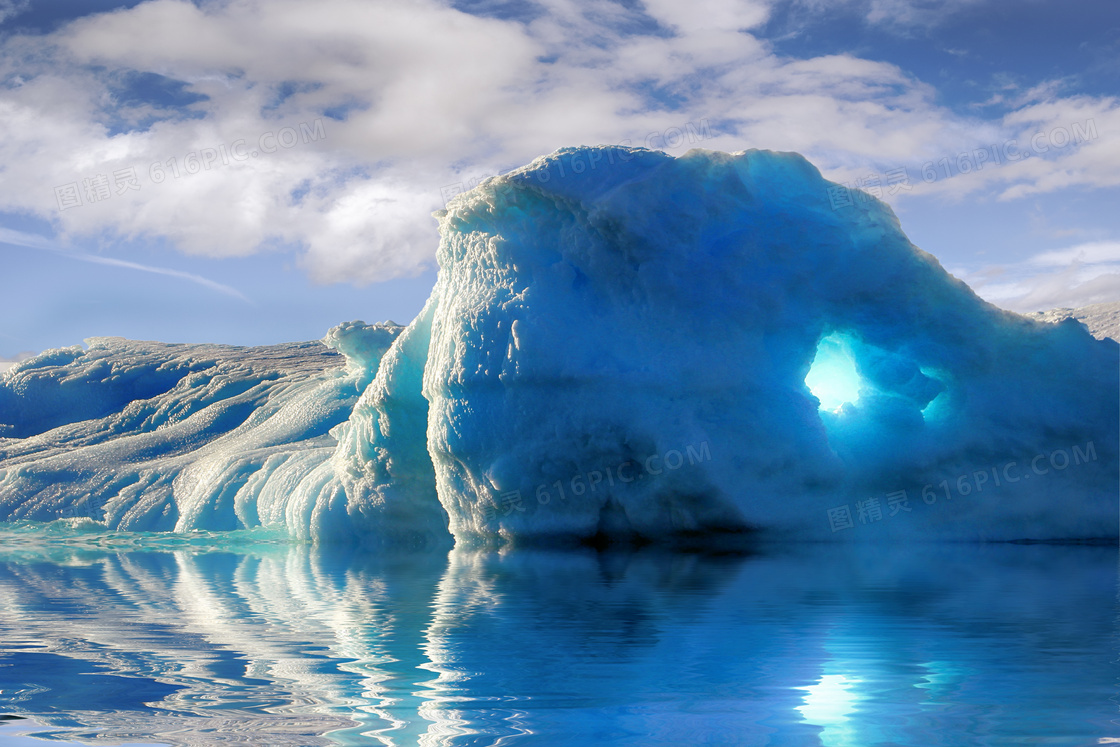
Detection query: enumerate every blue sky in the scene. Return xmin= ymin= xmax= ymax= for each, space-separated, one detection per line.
xmin=0 ymin=0 xmax=1118 ymax=363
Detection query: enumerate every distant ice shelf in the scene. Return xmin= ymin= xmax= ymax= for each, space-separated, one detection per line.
xmin=1 ymin=146 xmax=1116 ymax=546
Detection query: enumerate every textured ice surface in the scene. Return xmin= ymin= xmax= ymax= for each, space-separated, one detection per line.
xmin=1 ymin=146 xmax=1117 ymax=544
xmin=421 ymin=146 xmax=1118 ymax=543
xmin=0 ymin=323 xmax=410 ymax=543
xmin=1027 ymin=301 xmax=1120 ymax=342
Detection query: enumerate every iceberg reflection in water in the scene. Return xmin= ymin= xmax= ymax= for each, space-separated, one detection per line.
xmin=0 ymin=531 xmax=1115 ymax=745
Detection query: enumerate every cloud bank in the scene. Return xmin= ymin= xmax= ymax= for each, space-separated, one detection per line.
xmin=0 ymin=0 xmax=1116 ymax=294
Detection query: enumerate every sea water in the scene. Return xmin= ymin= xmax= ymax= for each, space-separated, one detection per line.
xmin=0 ymin=527 xmax=1115 ymax=746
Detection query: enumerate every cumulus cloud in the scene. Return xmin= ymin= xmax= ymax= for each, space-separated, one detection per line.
xmin=0 ymin=0 xmax=1114 ymax=288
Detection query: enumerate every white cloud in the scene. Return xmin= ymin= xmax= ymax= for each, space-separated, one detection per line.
xmin=641 ymin=0 xmax=771 ymax=33
xmin=961 ymin=241 xmax=1120 ymax=312
xmin=0 ymin=0 xmax=1115 ymax=287
xmin=1029 ymin=241 xmax=1120 ymax=268
xmin=779 ymin=0 xmax=989 ymax=32
xmin=0 ymin=0 xmax=28 ymax=25
xmin=863 ymin=0 xmax=988 ymax=30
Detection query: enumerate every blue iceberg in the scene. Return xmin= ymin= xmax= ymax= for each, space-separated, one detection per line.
xmin=1 ymin=146 xmax=1116 ymax=545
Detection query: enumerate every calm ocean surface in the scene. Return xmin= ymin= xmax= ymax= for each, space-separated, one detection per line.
xmin=0 ymin=528 xmax=1115 ymax=746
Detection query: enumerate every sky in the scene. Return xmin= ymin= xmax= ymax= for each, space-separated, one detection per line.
xmin=0 ymin=0 xmax=1118 ymax=365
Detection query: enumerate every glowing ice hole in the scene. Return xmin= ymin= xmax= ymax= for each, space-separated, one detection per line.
xmin=805 ymin=334 xmax=862 ymax=412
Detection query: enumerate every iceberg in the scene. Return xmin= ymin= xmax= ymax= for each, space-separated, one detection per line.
xmin=1 ymin=146 xmax=1116 ymax=545
xmin=0 ymin=323 xmax=408 ymax=542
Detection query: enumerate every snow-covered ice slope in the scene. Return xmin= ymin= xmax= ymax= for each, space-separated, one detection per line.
xmin=0 ymin=322 xmax=419 ymax=543
xmin=1 ymin=146 xmax=1116 ymax=544
xmin=1027 ymin=301 xmax=1120 ymax=342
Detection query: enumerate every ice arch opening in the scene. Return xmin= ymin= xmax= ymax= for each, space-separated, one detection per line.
xmin=805 ymin=332 xmax=947 ymax=422
xmin=805 ymin=333 xmax=862 ymax=413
